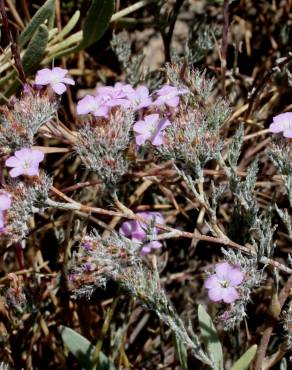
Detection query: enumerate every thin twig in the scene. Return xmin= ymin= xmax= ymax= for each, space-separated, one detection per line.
xmin=48 ymin=187 xmax=292 ymax=274
xmin=0 ymin=0 xmax=26 ymax=84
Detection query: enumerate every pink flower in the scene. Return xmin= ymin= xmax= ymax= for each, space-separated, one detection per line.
xmin=96 ymin=83 xmax=132 ymax=108
xmin=133 ymin=114 xmax=171 ymax=146
xmin=119 ymin=212 xmax=164 ymax=255
xmin=269 ymin=112 xmax=292 ymax=138
xmin=0 ymin=190 xmax=11 ymax=229
xmin=141 ymin=241 xmax=162 ymax=256
xmin=154 ymin=85 xmax=188 ymax=108
xmin=204 ymin=262 xmax=244 ymax=304
xmin=127 ymin=86 xmax=152 ymax=110
xmin=77 ymin=95 xmax=109 ymax=118
xmin=35 ymin=67 xmax=75 ymax=95
xmin=5 ymin=148 xmax=44 ymax=177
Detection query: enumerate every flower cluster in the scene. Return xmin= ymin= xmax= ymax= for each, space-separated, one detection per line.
xmin=119 ymin=212 xmax=164 ymax=255
xmin=77 ymin=82 xmax=188 ymax=147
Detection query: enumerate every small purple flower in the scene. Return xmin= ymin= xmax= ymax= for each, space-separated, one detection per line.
xmin=0 ymin=191 xmax=11 ymax=229
xmin=269 ymin=112 xmax=292 ymax=138
xmin=77 ymin=95 xmax=109 ymax=118
xmin=5 ymin=148 xmax=44 ymax=178
xmin=204 ymin=262 xmax=244 ymax=304
xmin=96 ymin=83 xmax=132 ymax=108
xmin=154 ymin=84 xmax=188 ymax=108
xmin=119 ymin=212 xmax=164 ymax=255
xmin=141 ymin=241 xmax=162 ymax=256
xmin=127 ymin=86 xmax=152 ymax=110
xmin=35 ymin=67 xmax=75 ymax=95
xmin=133 ymin=114 xmax=171 ymax=146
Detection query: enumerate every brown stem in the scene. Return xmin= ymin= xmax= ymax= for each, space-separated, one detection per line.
xmin=49 ymin=186 xmax=292 ymax=274
xmin=245 ymin=54 xmax=292 ymax=120
xmin=253 ymin=275 xmax=292 ymax=370
xmin=161 ymin=0 xmax=185 ymax=62
xmin=0 ymin=0 xmax=26 ymax=85
xmin=221 ymin=0 xmax=229 ymax=96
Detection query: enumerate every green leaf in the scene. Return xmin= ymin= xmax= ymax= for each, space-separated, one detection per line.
xmin=78 ymin=0 xmax=115 ymax=50
xmin=230 ymin=345 xmax=258 ymax=370
xmin=22 ymin=24 xmax=49 ymax=76
xmin=198 ymin=305 xmax=224 ymax=370
xmin=19 ymin=0 xmax=55 ymax=47
xmin=3 ymin=24 xmax=49 ymax=98
xmin=60 ymin=326 xmax=116 ymax=370
xmin=173 ymin=334 xmax=188 ymax=370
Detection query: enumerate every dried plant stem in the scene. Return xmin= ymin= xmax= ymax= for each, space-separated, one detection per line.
xmin=48 ymin=187 xmax=292 ymax=274
xmin=0 ymin=0 xmax=26 ymax=84
xmin=253 ymin=275 xmax=292 ymax=370
xmin=221 ymin=0 xmax=229 ymax=95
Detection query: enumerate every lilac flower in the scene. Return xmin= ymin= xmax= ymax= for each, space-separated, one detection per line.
xmin=77 ymin=95 xmax=109 ymax=118
xmin=141 ymin=241 xmax=162 ymax=256
xmin=96 ymin=83 xmax=132 ymax=108
xmin=269 ymin=112 xmax=292 ymax=138
xmin=133 ymin=114 xmax=171 ymax=146
xmin=154 ymin=84 xmax=188 ymax=108
xmin=35 ymin=67 xmax=75 ymax=95
xmin=119 ymin=212 xmax=164 ymax=255
xmin=5 ymin=148 xmax=44 ymax=177
xmin=127 ymin=86 xmax=152 ymax=110
xmin=0 ymin=191 xmax=11 ymax=229
xmin=204 ymin=262 xmax=244 ymax=304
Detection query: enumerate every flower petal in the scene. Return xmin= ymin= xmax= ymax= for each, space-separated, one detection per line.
xmin=9 ymin=167 xmax=24 ymax=178
xmin=229 ymin=268 xmax=244 ymax=286
xmin=208 ymin=287 xmax=224 ymax=302
xmin=222 ymin=287 xmax=239 ymax=303
xmin=215 ymin=262 xmax=232 ymax=279
xmin=51 ymin=82 xmax=67 ymax=95
xmin=204 ymin=275 xmax=220 ymax=289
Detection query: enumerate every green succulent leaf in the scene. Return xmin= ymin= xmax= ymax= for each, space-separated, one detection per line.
xmin=230 ymin=345 xmax=258 ymax=370
xmin=78 ymin=0 xmax=115 ymax=50
xmin=198 ymin=305 xmax=224 ymax=370
xmin=19 ymin=0 xmax=55 ymax=47
xmin=60 ymin=326 xmax=116 ymax=370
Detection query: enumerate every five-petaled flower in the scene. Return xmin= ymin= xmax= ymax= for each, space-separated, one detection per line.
xmin=0 ymin=190 xmax=11 ymax=229
xmin=127 ymin=85 xmax=152 ymax=110
xmin=269 ymin=112 xmax=292 ymax=138
xmin=77 ymin=95 xmax=109 ymax=118
xmin=119 ymin=212 xmax=164 ymax=255
xmin=133 ymin=114 xmax=171 ymax=146
xmin=154 ymin=84 xmax=188 ymax=108
xmin=5 ymin=148 xmax=45 ymax=178
xmin=204 ymin=262 xmax=244 ymax=304
xmin=35 ymin=67 xmax=75 ymax=95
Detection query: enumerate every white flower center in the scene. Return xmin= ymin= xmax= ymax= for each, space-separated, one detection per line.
xmin=220 ymin=279 xmax=229 ymax=288
xmin=22 ymin=160 xmax=32 ymax=169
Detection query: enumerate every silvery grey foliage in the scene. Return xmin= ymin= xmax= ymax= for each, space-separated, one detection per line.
xmin=75 ymin=109 xmax=134 ymax=186
xmin=283 ymin=299 xmax=292 ymax=350
xmin=111 ymin=32 xmax=145 ymax=87
xmin=156 ymin=66 xmax=229 ymax=180
xmin=275 ymin=205 xmax=292 ymax=239
xmin=0 ymin=363 xmax=10 ymax=370
xmin=70 ymin=231 xmax=212 ymax=366
xmin=157 ymin=107 xmax=224 ymax=179
xmin=269 ymin=140 xmax=292 ymax=207
xmin=172 ymin=20 xmax=217 ymax=65
xmin=220 ymin=249 xmax=265 ymax=330
xmin=111 ymin=32 xmax=164 ymax=90
xmin=1 ymin=173 xmax=52 ymax=244
xmin=0 ymin=92 xmax=57 ymax=151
